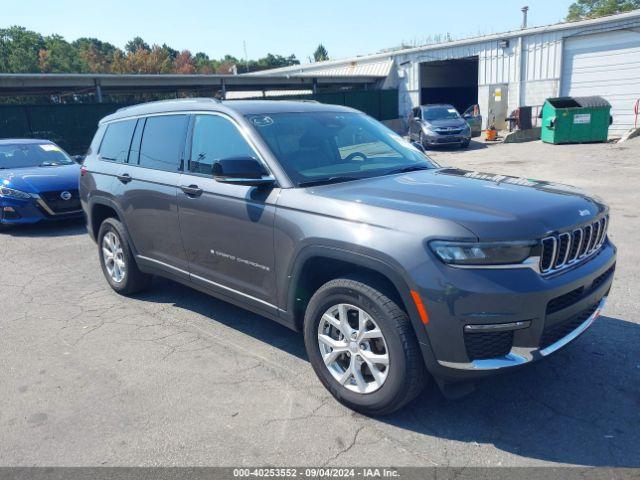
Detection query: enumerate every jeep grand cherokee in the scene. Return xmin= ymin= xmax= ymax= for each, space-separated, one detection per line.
xmin=80 ymin=99 xmax=616 ymax=415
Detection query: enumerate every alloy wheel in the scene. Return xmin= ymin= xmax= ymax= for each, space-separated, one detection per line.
xmin=317 ymin=303 xmax=389 ymax=394
xmin=102 ymin=231 xmax=126 ymax=283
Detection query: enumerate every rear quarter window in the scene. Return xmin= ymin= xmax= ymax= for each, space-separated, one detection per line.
xmin=99 ymin=120 xmax=136 ymax=162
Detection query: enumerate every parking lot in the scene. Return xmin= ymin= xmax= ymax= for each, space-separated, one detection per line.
xmin=1 ymin=139 xmax=639 ymax=467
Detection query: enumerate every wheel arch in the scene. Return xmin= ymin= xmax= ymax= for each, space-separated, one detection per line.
xmin=88 ymin=198 xmax=138 ymax=255
xmin=286 ymin=246 xmax=431 ymax=349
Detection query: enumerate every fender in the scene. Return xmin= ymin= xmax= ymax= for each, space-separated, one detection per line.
xmin=284 ymin=243 xmax=437 ymax=368
xmin=87 ymin=196 xmax=139 ymax=257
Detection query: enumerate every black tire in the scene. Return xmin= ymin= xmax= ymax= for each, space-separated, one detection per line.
xmin=303 ymin=277 xmax=427 ymax=415
xmin=461 ymin=139 xmax=470 ymax=149
xmin=97 ymin=217 xmax=151 ymax=295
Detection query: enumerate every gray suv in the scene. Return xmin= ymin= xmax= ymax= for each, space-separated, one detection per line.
xmin=80 ymin=99 xmax=616 ymax=415
xmin=408 ymin=104 xmax=472 ymax=148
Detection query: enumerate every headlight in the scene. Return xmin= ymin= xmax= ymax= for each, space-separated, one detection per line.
xmin=429 ymin=241 xmax=535 ymax=266
xmin=0 ymin=186 xmax=32 ymax=199
xmin=422 ymin=125 xmax=436 ymax=135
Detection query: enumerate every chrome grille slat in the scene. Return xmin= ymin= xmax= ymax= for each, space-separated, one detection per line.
xmin=568 ymin=229 xmax=582 ymax=262
xmin=539 ymin=216 xmax=608 ymax=275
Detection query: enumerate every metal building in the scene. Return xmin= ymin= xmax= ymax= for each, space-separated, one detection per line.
xmin=255 ymin=10 xmax=640 ymax=136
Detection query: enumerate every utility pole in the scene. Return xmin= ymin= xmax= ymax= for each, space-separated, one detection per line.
xmin=521 ymin=6 xmax=529 ymax=29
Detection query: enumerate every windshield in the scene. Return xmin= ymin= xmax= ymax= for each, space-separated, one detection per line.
xmin=0 ymin=143 xmax=74 ymax=169
xmin=246 ymin=112 xmax=436 ymax=186
xmin=423 ymin=106 xmax=460 ymax=121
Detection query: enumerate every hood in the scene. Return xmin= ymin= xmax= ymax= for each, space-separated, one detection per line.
xmin=307 ymin=168 xmax=606 ymax=240
xmin=0 ymin=164 xmax=80 ymax=194
xmin=425 ymin=118 xmax=467 ymax=129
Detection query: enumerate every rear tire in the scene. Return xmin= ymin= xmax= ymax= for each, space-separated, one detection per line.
xmin=98 ymin=217 xmax=151 ymax=295
xmin=303 ymin=277 xmax=427 ymax=415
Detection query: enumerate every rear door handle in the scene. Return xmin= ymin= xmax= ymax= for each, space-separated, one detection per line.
xmin=180 ymin=184 xmax=203 ymax=197
xmin=117 ymin=173 xmax=132 ymax=184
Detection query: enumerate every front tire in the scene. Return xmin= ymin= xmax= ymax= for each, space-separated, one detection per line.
xmin=98 ymin=217 xmax=151 ymax=295
xmin=303 ymin=277 xmax=427 ymax=415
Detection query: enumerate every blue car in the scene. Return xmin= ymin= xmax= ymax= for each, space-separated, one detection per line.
xmin=0 ymin=139 xmax=83 ymax=228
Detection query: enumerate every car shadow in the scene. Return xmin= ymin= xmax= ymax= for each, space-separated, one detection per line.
xmin=1 ymin=218 xmax=87 ymax=237
xmin=384 ymin=314 xmax=640 ymax=467
xmin=134 ymin=277 xmax=307 ymax=360
xmin=426 ymin=140 xmax=487 ymax=153
xmin=132 ymin=279 xmax=640 ymax=466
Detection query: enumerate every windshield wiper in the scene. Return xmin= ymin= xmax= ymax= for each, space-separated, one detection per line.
xmin=385 ymin=165 xmax=431 ymax=175
xmin=298 ymin=176 xmax=360 ymax=187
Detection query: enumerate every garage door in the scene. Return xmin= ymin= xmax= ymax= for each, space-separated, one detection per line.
xmin=561 ymin=30 xmax=640 ymax=136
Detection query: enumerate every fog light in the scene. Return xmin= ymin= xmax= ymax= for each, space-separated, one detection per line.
xmin=2 ymin=206 xmax=21 ymax=219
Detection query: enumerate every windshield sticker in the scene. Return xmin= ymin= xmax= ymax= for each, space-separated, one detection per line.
xmin=250 ymin=115 xmax=274 ymax=127
xmin=39 ymin=144 xmax=60 ymax=152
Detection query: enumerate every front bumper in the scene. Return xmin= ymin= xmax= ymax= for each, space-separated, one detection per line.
xmin=412 ymin=240 xmax=616 ymax=381
xmin=0 ymin=195 xmax=83 ymax=225
xmin=438 ymin=295 xmax=606 ymax=370
xmin=422 ymin=133 xmax=470 ymax=145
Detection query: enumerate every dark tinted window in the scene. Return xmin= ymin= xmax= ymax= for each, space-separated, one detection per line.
xmin=139 ymin=115 xmax=188 ymax=172
xmin=189 ymin=115 xmax=256 ymax=175
xmin=99 ymin=120 xmax=136 ymax=162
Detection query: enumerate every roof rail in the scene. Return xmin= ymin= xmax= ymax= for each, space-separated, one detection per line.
xmin=294 ymin=99 xmax=320 ymax=103
xmin=115 ymin=97 xmax=220 ymax=112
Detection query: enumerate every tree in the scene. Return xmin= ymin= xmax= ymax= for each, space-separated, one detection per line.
xmin=0 ymin=26 xmax=44 ymax=72
xmin=73 ymin=37 xmax=117 ymax=73
xmin=566 ymin=0 xmax=640 ymax=21
xmin=39 ymin=35 xmax=80 ymax=73
xmin=125 ymin=36 xmax=149 ymax=54
xmin=173 ymin=50 xmax=196 ymax=74
xmin=313 ymin=44 xmax=329 ymax=62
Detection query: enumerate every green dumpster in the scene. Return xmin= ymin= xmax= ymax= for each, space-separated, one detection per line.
xmin=541 ymin=96 xmax=612 ymax=144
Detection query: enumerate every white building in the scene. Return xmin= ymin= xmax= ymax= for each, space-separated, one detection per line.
xmin=254 ymin=10 xmax=640 ymax=136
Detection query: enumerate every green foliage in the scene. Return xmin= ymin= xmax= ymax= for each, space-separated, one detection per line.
xmin=0 ymin=27 xmax=300 ymax=75
xmin=313 ymin=44 xmax=329 ymax=62
xmin=0 ymin=26 xmax=44 ymax=73
xmin=566 ymin=0 xmax=640 ymax=21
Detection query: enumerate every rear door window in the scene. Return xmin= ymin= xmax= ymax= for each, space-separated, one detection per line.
xmin=138 ymin=115 xmax=189 ymax=172
xmin=99 ymin=120 xmax=136 ymax=162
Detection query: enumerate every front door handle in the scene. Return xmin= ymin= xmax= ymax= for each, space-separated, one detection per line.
xmin=117 ymin=173 xmax=132 ymax=184
xmin=180 ymin=184 xmax=203 ymax=197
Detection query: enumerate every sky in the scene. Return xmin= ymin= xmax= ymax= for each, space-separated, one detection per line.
xmin=3 ymin=0 xmax=576 ymax=63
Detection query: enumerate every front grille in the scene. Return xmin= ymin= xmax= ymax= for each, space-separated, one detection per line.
xmin=546 ymin=263 xmax=614 ymax=315
xmin=540 ymin=302 xmax=599 ymax=349
xmin=546 ymin=287 xmax=585 ymax=315
xmin=464 ymin=330 xmax=513 ymax=360
xmin=539 ymin=216 xmax=608 ymax=275
xmin=434 ymin=128 xmax=463 ymax=135
xmin=589 ymin=264 xmax=615 ymax=293
xmin=38 ymin=189 xmax=81 ymax=214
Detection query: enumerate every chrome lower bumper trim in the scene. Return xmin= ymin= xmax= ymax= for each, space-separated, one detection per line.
xmin=438 ymin=296 xmax=606 ymax=371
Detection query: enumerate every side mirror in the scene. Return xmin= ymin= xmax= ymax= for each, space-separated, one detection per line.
xmin=411 ymin=141 xmax=426 ymax=153
xmin=212 ymin=157 xmax=275 ymax=187
xmin=73 ymin=155 xmax=85 ymax=164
